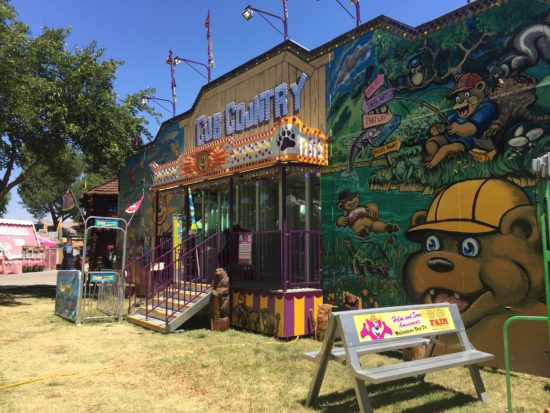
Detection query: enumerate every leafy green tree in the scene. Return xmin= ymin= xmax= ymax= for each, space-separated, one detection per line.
xmin=0 ymin=192 xmax=10 ymax=217
xmin=0 ymin=0 xmax=158 ymax=211
xmin=17 ymin=146 xmax=107 ymax=223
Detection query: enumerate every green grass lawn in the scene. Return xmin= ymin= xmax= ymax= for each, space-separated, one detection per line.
xmin=0 ymin=286 xmax=548 ymax=412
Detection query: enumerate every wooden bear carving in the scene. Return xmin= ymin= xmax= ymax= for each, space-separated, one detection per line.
xmin=210 ymin=268 xmax=230 ymax=332
xmin=310 ymin=304 xmax=334 ymax=341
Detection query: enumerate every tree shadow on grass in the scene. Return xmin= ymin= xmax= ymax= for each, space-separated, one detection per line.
xmin=0 ymin=285 xmax=56 ymax=306
xmin=310 ymin=377 xmax=478 ymax=412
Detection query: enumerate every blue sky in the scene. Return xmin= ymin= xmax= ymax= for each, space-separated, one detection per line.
xmin=5 ymin=0 xmax=469 ymax=220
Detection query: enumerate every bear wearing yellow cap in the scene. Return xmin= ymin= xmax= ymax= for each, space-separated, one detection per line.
xmin=403 ymin=178 xmax=548 ymax=376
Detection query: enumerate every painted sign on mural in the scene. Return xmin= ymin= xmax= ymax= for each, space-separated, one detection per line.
xmin=323 ymin=0 xmax=550 ymax=376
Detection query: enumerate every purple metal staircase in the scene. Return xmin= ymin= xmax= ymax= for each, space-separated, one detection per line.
xmin=125 ymin=233 xmax=221 ymax=333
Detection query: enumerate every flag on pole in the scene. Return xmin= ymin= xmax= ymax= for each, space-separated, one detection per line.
xmin=125 ymin=194 xmax=144 ymax=214
xmin=61 ymin=190 xmax=76 ymax=212
xmin=205 ymin=10 xmax=215 ymax=69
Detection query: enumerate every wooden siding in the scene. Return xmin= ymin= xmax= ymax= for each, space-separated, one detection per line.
xmin=179 ymin=51 xmax=326 ymax=152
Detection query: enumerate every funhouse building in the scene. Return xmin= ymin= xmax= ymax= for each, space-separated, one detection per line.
xmin=120 ymin=0 xmax=550 ymax=377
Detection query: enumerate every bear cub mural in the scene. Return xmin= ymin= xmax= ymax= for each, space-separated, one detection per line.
xmin=403 ymin=178 xmax=548 ymax=376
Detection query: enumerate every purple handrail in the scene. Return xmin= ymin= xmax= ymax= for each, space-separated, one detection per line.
xmin=148 ymin=233 xmax=220 ymax=325
xmin=127 ymin=229 xmax=321 ymax=329
xmin=125 ymin=236 xmax=173 ymax=313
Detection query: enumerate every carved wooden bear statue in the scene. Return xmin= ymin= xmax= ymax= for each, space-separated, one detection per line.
xmin=210 ymin=268 xmax=230 ymax=332
xmin=310 ymin=304 xmax=334 ymax=341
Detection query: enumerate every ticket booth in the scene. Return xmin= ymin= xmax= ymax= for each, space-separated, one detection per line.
xmin=150 ymin=115 xmax=327 ymax=337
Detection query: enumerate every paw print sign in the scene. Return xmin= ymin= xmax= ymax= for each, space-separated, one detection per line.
xmin=275 ymin=124 xmax=297 ymax=152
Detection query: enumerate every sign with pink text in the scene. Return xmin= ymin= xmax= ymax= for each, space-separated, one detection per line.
xmin=238 ymin=233 xmax=253 ymax=265
xmin=352 ymin=307 xmax=456 ymax=342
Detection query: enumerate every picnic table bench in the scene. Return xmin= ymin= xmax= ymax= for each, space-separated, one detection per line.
xmin=304 ymin=303 xmax=494 ymax=413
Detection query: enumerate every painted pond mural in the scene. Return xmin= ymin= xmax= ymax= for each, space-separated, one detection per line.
xmin=322 ymin=0 xmax=550 ymax=375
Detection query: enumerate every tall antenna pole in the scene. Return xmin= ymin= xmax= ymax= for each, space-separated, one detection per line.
xmin=282 ymin=0 xmax=289 ymax=40
xmin=206 ymin=9 xmax=214 ymax=82
xmin=165 ymin=50 xmax=177 ymax=115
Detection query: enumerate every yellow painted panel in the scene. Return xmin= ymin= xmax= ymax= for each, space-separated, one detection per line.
xmin=245 ymin=292 xmax=254 ymax=309
xmin=294 ymin=296 xmax=305 ymax=336
xmin=313 ymin=295 xmax=323 ymax=321
xmin=259 ymin=295 xmax=268 ymax=312
xmin=274 ymin=296 xmax=284 ymax=338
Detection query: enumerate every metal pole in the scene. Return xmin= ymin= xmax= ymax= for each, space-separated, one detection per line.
xmin=281 ymin=165 xmax=287 ymax=289
xmin=154 ymin=191 xmax=159 ymax=253
xmin=504 ymin=316 xmax=548 ymax=412
xmin=235 ymin=184 xmax=240 ymax=227
xmin=217 ymin=191 xmax=222 ymax=231
xmin=119 ymin=221 xmax=128 ymax=322
xmin=255 ymin=181 xmax=260 ymax=232
xmin=229 ymin=177 xmax=235 ymax=230
xmin=170 ymin=55 xmax=177 ymax=116
xmin=305 ymin=171 xmax=312 ymax=283
xmin=354 ymin=0 xmax=361 ymax=27
xmin=503 ymin=175 xmax=550 ymax=412
xmin=282 ymin=0 xmax=289 ymax=40
xmin=206 ymin=9 xmax=213 ymax=83
xmin=542 ymin=180 xmax=550 ymax=344
xmin=201 ymin=191 xmax=206 ymax=237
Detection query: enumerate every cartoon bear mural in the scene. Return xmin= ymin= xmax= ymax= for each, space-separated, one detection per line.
xmin=322 ymin=0 xmax=550 ymax=376
xmin=403 ymin=179 xmax=548 ymax=376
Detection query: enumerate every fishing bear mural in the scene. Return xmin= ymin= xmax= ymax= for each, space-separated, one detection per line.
xmin=322 ymin=0 xmax=550 ymax=376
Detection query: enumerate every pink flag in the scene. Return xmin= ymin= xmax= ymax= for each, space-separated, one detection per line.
xmin=125 ymin=195 xmax=144 ymax=214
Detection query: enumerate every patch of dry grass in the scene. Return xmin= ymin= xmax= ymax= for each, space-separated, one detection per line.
xmin=0 ymin=286 xmax=548 ymax=413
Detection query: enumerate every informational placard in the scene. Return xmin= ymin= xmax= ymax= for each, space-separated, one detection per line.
xmin=55 ymin=270 xmax=81 ymax=322
xmin=90 ymin=272 xmax=116 ymax=282
xmin=94 ymin=218 xmax=118 ymax=228
xmin=353 ymin=306 xmax=456 ymax=342
xmin=238 ymin=233 xmax=252 ymax=265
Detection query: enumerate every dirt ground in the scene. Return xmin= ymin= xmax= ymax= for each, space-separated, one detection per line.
xmin=0 ymin=286 xmax=548 ymax=413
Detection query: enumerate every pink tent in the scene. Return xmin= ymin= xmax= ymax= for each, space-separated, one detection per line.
xmin=0 ymin=219 xmax=43 ymax=274
xmin=37 ymin=235 xmax=58 ymax=248
xmin=37 ymin=235 xmax=59 ymax=269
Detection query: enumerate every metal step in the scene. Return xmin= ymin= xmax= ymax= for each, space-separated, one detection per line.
xmin=166 ymin=288 xmax=211 ymax=301
xmin=172 ymin=281 xmax=210 ymax=291
xmin=127 ymin=312 xmax=169 ymax=333
xmin=167 ymin=290 xmax=211 ymax=333
xmin=136 ymin=304 xmax=189 ymax=321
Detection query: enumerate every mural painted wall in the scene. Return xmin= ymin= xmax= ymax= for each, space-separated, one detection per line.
xmin=323 ymin=0 xmax=550 ymax=376
xmin=118 ymin=121 xmax=186 ymax=260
